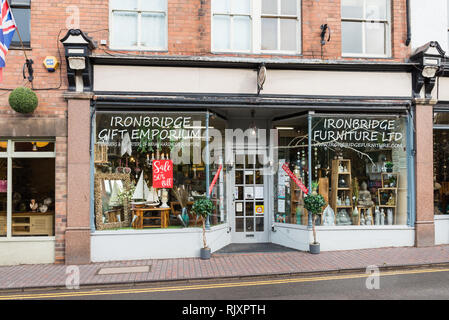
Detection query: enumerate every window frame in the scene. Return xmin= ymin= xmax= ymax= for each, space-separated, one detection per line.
xmin=9 ymin=0 xmax=31 ymax=49
xmin=341 ymin=0 xmax=392 ymax=58
xmin=211 ymin=0 xmax=302 ymax=55
xmin=0 ymin=139 xmax=56 ymax=239
xmin=109 ymin=0 xmax=168 ymax=51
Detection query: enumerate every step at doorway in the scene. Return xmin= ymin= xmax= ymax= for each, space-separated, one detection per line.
xmin=214 ymin=243 xmax=298 ymax=254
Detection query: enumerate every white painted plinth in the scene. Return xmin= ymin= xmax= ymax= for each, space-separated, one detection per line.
xmin=91 ymin=224 xmax=231 ymax=262
xmin=271 ymin=223 xmax=415 ymax=251
xmin=0 ymin=237 xmax=55 ymax=265
xmin=435 ymin=215 xmax=449 ymax=245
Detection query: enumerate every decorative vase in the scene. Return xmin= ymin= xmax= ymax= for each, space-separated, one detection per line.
xmin=160 ymin=189 xmax=169 ymax=208
xmin=181 ymin=207 xmax=189 ymax=227
xmin=352 ymin=207 xmax=359 ymax=224
xmin=375 ymin=207 xmax=380 ymax=225
xmin=366 ymin=209 xmax=373 ymax=226
xmin=387 ymin=209 xmax=393 ymax=225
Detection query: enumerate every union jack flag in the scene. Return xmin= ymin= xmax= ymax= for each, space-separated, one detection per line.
xmin=0 ymin=0 xmax=16 ymax=82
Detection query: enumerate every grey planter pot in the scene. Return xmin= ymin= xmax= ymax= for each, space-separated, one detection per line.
xmin=309 ymin=243 xmax=320 ymax=254
xmin=200 ymin=247 xmax=211 ymax=260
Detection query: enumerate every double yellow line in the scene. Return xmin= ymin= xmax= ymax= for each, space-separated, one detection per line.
xmin=1 ymin=267 xmax=448 ymax=300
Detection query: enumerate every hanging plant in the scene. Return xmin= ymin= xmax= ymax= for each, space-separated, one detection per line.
xmin=9 ymin=87 xmax=38 ymax=114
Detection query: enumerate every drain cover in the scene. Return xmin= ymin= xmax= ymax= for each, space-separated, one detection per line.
xmin=97 ymin=265 xmax=151 ymax=275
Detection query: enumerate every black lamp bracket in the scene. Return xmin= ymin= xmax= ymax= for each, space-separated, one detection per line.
xmin=22 ymin=58 xmax=34 ymax=82
xmin=320 ymin=24 xmax=331 ymax=45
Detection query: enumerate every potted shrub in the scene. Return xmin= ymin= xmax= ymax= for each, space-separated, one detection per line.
xmin=191 ymin=197 xmax=214 ymax=259
xmin=9 ymin=87 xmax=38 ymax=114
xmin=304 ymin=190 xmax=326 ymax=254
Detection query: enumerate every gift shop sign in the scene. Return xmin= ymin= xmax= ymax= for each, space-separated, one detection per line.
xmin=152 ymin=160 xmax=173 ymax=188
xmin=282 ymin=163 xmax=309 ymax=194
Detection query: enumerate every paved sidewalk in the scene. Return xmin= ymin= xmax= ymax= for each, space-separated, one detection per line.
xmin=1 ymin=245 xmax=449 ymax=290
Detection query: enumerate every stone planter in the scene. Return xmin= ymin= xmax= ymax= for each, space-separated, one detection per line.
xmin=309 ymin=243 xmax=320 ymax=254
xmin=200 ymin=247 xmax=211 ymax=260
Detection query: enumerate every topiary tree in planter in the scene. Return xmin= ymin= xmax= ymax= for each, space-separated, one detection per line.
xmin=8 ymin=87 xmax=38 ymax=114
xmin=304 ymin=191 xmax=326 ymax=254
xmin=191 ymin=197 xmax=214 ymax=259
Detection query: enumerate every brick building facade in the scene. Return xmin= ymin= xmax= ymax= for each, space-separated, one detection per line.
xmin=1 ymin=0 xmax=444 ymax=265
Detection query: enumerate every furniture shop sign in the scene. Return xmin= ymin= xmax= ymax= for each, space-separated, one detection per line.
xmin=152 ymin=160 xmax=173 ymax=188
xmin=312 ymin=117 xmax=405 ymax=149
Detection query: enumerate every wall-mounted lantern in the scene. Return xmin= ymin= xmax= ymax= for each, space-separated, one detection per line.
xmin=410 ymin=41 xmax=445 ymax=99
xmin=60 ymin=29 xmax=96 ymax=92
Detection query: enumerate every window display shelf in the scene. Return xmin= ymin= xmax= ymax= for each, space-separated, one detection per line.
xmin=330 ymin=159 xmax=353 ymax=223
xmin=0 ymin=212 xmax=55 ymax=236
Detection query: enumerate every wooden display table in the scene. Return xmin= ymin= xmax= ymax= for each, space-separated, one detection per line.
xmin=132 ymin=207 xmax=170 ymax=229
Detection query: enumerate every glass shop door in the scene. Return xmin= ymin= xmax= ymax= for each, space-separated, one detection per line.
xmin=229 ymin=150 xmax=270 ymax=243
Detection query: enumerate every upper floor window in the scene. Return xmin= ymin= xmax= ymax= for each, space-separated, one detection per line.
xmin=10 ymin=0 xmax=31 ymax=48
xmin=212 ymin=0 xmax=301 ymax=54
xmin=341 ymin=0 xmax=391 ymax=57
xmin=109 ymin=0 xmax=167 ymax=51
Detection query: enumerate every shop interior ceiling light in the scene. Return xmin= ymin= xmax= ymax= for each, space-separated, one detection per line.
xmin=250 ymin=110 xmax=257 ymax=136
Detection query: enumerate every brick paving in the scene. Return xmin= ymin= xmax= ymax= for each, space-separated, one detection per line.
xmin=1 ymin=245 xmax=449 ymax=290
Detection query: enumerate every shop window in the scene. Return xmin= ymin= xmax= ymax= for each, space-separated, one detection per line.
xmin=10 ymin=0 xmax=31 ymax=48
xmin=0 ymin=140 xmax=56 ymax=238
xmin=341 ymin=0 xmax=391 ymax=57
xmin=212 ymin=0 xmax=301 ymax=54
xmin=273 ymin=116 xmax=309 ymax=225
xmin=109 ymin=0 xmax=167 ymax=51
xmin=273 ymin=115 xmax=409 ymax=226
xmin=433 ymin=111 xmax=449 ymax=215
xmin=94 ymin=111 xmax=226 ymax=231
xmin=14 ymin=141 xmax=55 ymax=152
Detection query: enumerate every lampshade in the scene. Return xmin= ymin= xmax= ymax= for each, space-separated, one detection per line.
xmin=35 ymin=141 xmax=50 ymax=148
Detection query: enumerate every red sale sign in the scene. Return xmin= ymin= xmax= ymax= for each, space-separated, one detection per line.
xmin=152 ymin=160 xmax=173 ymax=188
xmin=282 ymin=163 xmax=309 ymax=195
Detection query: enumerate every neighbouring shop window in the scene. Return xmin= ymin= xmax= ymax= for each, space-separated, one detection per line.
xmin=212 ymin=0 xmax=301 ymax=54
xmin=341 ymin=0 xmax=391 ymax=57
xmin=433 ymin=111 xmax=449 ymax=215
xmin=94 ymin=111 xmax=226 ymax=231
xmin=0 ymin=140 xmax=55 ymax=237
xmin=0 ymin=145 xmax=6 ymax=237
xmin=109 ymin=0 xmax=167 ymax=50
xmin=10 ymin=0 xmax=31 ymax=48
